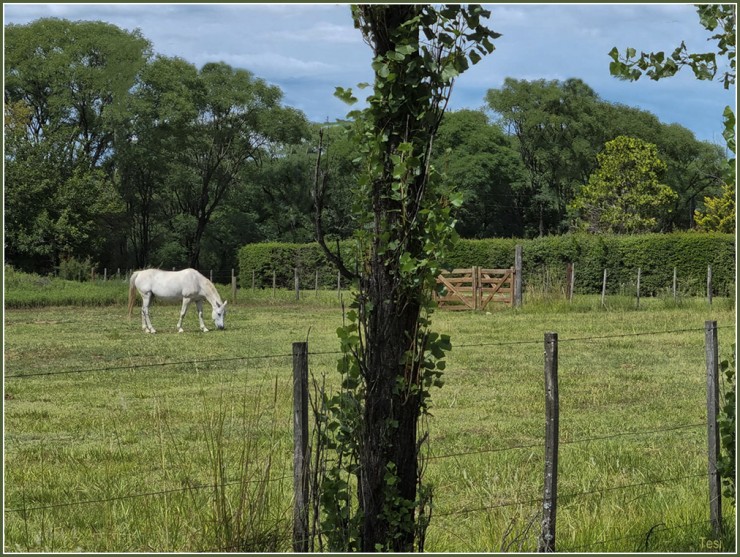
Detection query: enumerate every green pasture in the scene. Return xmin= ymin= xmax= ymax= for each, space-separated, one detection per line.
xmin=3 ymin=282 xmax=736 ymax=552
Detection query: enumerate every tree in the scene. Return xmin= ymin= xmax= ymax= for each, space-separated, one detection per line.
xmin=608 ymin=3 xmax=736 ymax=229
xmin=116 ymin=55 xmax=200 ymax=268
xmin=4 ymin=18 xmax=150 ymax=271
xmin=313 ymin=5 xmax=499 ymax=551
xmin=433 ymin=109 xmax=526 ymax=237
xmin=116 ymin=58 xmax=310 ymax=268
xmin=485 ymin=78 xmax=605 ymax=236
xmin=694 ymin=183 xmax=736 ymax=232
xmin=171 ymin=62 xmax=309 ymax=268
xmin=569 ymin=136 xmax=678 ymax=233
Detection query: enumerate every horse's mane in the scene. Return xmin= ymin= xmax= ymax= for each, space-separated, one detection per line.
xmin=202 ymin=274 xmax=223 ymax=304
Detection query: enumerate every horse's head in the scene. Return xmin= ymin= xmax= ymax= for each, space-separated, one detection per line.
xmin=212 ymin=301 xmax=227 ymax=330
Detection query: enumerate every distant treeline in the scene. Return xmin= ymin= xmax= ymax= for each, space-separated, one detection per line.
xmin=5 ymin=19 xmax=729 ymax=276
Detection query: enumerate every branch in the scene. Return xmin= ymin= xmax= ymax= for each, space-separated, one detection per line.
xmin=312 ymin=127 xmax=357 ymax=281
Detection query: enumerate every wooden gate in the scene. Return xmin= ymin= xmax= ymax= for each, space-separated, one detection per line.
xmin=435 ymin=266 xmax=515 ymax=310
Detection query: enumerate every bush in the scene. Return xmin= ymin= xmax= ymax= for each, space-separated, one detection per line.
xmin=57 ymin=256 xmax=96 ymax=281
xmin=238 ymin=241 xmax=358 ymax=290
xmin=237 ymin=233 xmax=735 ymax=297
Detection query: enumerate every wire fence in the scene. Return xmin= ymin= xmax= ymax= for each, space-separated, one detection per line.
xmin=4 ymin=324 xmax=735 ymax=551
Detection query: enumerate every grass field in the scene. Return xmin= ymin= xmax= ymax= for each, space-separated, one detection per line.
xmin=3 ymin=283 xmax=737 ymax=552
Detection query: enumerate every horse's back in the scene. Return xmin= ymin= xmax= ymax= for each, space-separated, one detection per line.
xmin=134 ymin=268 xmax=206 ymax=300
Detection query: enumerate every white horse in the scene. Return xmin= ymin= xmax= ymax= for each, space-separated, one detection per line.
xmin=128 ymin=268 xmax=227 ymax=333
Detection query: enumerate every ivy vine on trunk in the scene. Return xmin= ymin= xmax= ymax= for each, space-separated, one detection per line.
xmin=313 ymin=5 xmax=499 ymax=552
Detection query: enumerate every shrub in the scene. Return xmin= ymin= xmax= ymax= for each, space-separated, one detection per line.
xmin=237 ymin=233 xmax=735 ymax=297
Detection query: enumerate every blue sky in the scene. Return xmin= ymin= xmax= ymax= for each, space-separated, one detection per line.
xmin=3 ymin=3 xmax=736 ymax=145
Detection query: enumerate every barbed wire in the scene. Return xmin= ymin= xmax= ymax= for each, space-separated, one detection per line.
xmin=4 ymin=472 xmax=293 ymax=515
xmin=435 ymin=472 xmax=707 ymax=518
xmin=427 ymin=422 xmax=704 ymax=462
xmin=6 ymin=324 xmax=730 ymax=379
xmin=4 ymin=352 xmax=294 ymax=379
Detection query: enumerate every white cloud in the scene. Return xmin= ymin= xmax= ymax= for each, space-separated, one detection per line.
xmin=194 ymin=51 xmax=338 ymax=79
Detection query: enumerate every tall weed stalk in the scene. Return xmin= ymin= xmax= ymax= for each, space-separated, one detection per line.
xmin=200 ymin=379 xmax=291 ymax=552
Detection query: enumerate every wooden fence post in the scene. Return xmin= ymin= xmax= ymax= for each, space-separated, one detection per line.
xmin=231 ymin=274 xmax=237 ymax=304
xmin=103 ymin=268 xmax=107 ymax=281
xmin=601 ymin=269 xmax=607 ymax=307
xmin=337 ymin=270 xmax=341 ymax=298
xmin=292 ymin=342 xmax=310 ymax=552
xmin=539 ymin=332 xmax=559 ymax=553
xmin=252 ymin=270 xmax=256 ymax=292
xmin=294 ymin=267 xmax=300 ymax=301
xmin=705 ymin=320 xmax=722 ymax=537
xmin=707 ymin=265 xmax=713 ymax=306
xmin=210 ymin=269 xmax=213 ymax=283
xmin=636 ymin=267 xmax=641 ymax=309
xmin=472 ymin=265 xmax=479 ymax=311
xmin=315 ymin=270 xmax=319 ymax=298
xmin=673 ymin=267 xmax=678 ymax=303
xmin=514 ymin=244 xmax=523 ymax=308
xmin=565 ymin=262 xmax=574 ymax=303
xmin=272 ymin=270 xmax=277 ymax=299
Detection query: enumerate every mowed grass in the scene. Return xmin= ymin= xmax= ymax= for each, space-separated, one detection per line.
xmin=3 ymin=290 xmax=736 ymax=552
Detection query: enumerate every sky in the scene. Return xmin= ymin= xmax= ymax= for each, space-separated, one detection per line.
xmin=3 ymin=2 xmax=736 ymax=145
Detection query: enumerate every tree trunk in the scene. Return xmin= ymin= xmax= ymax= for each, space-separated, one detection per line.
xmin=360 ymin=262 xmax=421 ymax=552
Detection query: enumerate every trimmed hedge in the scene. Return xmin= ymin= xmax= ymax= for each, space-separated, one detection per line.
xmin=238 ymin=233 xmax=736 ymax=297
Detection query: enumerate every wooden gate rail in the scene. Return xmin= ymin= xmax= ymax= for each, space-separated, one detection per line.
xmin=435 ymin=266 xmax=515 ymax=310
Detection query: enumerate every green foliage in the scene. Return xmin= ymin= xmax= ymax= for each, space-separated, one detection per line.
xmin=57 ymin=256 xmax=96 ymax=282
xmin=4 ymin=19 xmax=150 ymax=271
xmin=433 ymin=110 xmax=526 ymax=237
xmin=718 ymin=344 xmax=736 ymax=506
xmin=570 ymin=136 xmax=678 ymax=233
xmin=609 ymin=5 xmax=735 ymax=90
xmin=240 ymin=232 xmax=735 ymax=299
xmin=237 ymin=241 xmax=357 ymax=290
xmin=695 ymin=183 xmax=736 ymax=233
xmin=608 ymin=4 xmax=735 ymax=227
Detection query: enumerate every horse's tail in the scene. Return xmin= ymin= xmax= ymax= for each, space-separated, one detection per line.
xmin=127 ymin=271 xmax=139 ymax=319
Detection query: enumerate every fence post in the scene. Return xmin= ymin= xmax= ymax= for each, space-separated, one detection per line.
xmin=707 ymin=265 xmax=713 ymax=306
xmin=252 ymin=270 xmax=256 ymax=292
xmin=673 ymin=267 xmax=678 ymax=303
xmin=231 ymin=274 xmax=237 ymax=304
xmin=705 ymin=321 xmax=722 ymax=537
xmin=636 ymin=267 xmax=641 ymax=309
xmin=472 ymin=265 xmax=479 ymax=311
xmin=292 ymin=342 xmax=310 ymax=552
xmin=272 ymin=270 xmax=277 ymax=298
xmin=514 ymin=244 xmax=523 ymax=308
xmin=294 ymin=268 xmax=300 ymax=301
xmin=565 ymin=262 xmax=574 ymax=303
xmin=315 ymin=270 xmax=319 ymax=298
xmin=539 ymin=332 xmax=559 ymax=553
xmin=103 ymin=268 xmax=107 ymax=281
xmin=337 ymin=270 xmax=341 ymax=298
xmin=601 ymin=269 xmax=607 ymax=307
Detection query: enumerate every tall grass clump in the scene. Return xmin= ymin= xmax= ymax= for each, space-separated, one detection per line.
xmin=4 ymin=265 xmax=128 ymax=308
xmin=198 ymin=380 xmax=291 ymax=552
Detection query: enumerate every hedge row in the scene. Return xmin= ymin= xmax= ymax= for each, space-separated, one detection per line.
xmin=237 ymin=233 xmax=736 ymax=297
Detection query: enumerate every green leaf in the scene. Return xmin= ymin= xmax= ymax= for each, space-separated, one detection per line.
xmin=334 ymin=86 xmax=358 ymax=105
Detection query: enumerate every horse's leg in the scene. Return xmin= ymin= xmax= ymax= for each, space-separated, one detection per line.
xmin=141 ymin=292 xmax=156 ymax=334
xmin=196 ymin=300 xmax=209 ymax=332
xmin=177 ymin=298 xmax=190 ymax=333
